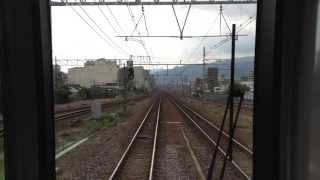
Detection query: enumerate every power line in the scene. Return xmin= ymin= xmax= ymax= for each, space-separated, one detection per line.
xmin=221 ymin=12 xmax=232 ymax=33
xmin=187 ymin=6 xmax=233 ymax=61
xmin=186 ymin=10 xmax=220 ymax=61
xmin=211 ymin=15 xmax=256 ymax=50
xmin=97 ymin=6 xmax=119 ymax=35
xmin=70 ymin=6 xmax=121 ymax=54
xmin=126 ymin=5 xmax=152 ymax=58
xmin=106 ymin=6 xmax=127 ymax=35
xmin=182 ymin=14 xmax=256 ymax=76
xmin=79 ymin=6 xmax=130 ymax=56
xmin=98 ymin=6 xmax=135 ymax=55
xmin=130 ymin=13 xmax=144 ymax=36
xmin=237 ymin=16 xmax=256 ymax=32
xmin=142 ymin=6 xmax=150 ymax=36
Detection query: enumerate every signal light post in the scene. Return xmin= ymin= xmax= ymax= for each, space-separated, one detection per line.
xmin=122 ymin=60 xmax=134 ymax=112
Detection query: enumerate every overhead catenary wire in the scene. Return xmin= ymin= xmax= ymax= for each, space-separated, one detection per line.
xmin=70 ymin=6 xmax=123 ymax=55
xmin=181 ymin=14 xmax=256 ymax=76
xmin=211 ymin=15 xmax=256 ymax=50
xmin=106 ymin=6 xmax=127 ymax=35
xmin=186 ymin=9 xmax=221 ymax=61
xmin=171 ymin=3 xmax=192 ymax=38
xmin=194 ymin=14 xmax=256 ymax=60
xmin=187 ymin=5 xmax=231 ymax=62
xmin=221 ymin=12 xmax=232 ymax=33
xmin=79 ymin=6 xmax=131 ymax=56
xmin=97 ymin=6 xmax=119 ymax=35
xmin=142 ymin=6 xmax=150 ymax=36
xmin=126 ymin=5 xmax=152 ymax=58
xmin=130 ymin=13 xmax=144 ymax=36
xmin=97 ymin=6 xmax=135 ymax=55
xmin=237 ymin=16 xmax=256 ymax=32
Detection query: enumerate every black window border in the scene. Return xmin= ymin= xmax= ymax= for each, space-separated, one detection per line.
xmin=1 ymin=0 xmax=56 ymax=180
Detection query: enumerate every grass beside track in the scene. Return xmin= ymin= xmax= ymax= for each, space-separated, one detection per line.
xmin=56 ymin=111 xmax=131 ymax=159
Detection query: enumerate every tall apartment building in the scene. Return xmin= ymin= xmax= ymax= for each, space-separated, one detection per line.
xmin=248 ymin=70 xmax=254 ymax=82
xmin=68 ymin=59 xmax=119 ymax=88
xmin=207 ymin=67 xmax=219 ymax=90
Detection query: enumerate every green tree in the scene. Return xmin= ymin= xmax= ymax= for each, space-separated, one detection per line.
xmin=78 ymin=87 xmax=91 ymax=99
xmin=226 ymin=83 xmax=250 ymax=97
xmin=54 ymin=86 xmax=71 ymax=104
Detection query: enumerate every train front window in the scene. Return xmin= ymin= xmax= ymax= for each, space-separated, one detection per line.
xmin=51 ymin=2 xmax=256 ymax=179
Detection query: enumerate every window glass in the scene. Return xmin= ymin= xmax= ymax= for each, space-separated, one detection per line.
xmin=51 ymin=3 xmax=256 ymax=179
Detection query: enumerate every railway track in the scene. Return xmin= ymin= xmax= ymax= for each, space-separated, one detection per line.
xmin=169 ymin=96 xmax=252 ymax=180
xmin=0 ymin=97 xmax=147 ymax=136
xmin=109 ymin=98 xmax=161 ymax=180
xmin=55 ymin=108 xmax=91 ymax=121
xmin=55 ymin=96 xmax=148 ymax=121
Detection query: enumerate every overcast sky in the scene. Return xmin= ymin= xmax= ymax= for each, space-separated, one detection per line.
xmin=51 ymin=4 xmax=257 ymax=72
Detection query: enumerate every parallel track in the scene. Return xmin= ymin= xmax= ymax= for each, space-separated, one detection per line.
xmin=0 ymin=97 xmax=147 ymax=136
xmin=109 ymin=99 xmax=161 ymax=180
xmin=179 ymin=101 xmax=253 ymax=155
xmin=170 ymin=97 xmax=252 ymax=180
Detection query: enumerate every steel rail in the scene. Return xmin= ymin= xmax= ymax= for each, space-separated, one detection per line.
xmin=55 ymin=98 xmax=143 ymax=121
xmin=148 ymin=98 xmax=161 ymax=180
xmin=0 ymin=97 xmax=147 ymax=137
xmin=108 ymin=99 xmax=160 ymax=180
xmin=0 ymin=108 xmax=91 ymax=137
xmin=55 ymin=108 xmax=90 ymax=121
xmin=180 ymin=101 xmax=253 ymax=155
xmin=171 ymin=99 xmax=251 ymax=180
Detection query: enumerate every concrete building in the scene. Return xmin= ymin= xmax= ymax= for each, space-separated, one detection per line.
xmin=133 ymin=67 xmax=146 ymax=89
xmin=240 ymin=81 xmax=254 ymax=100
xmin=53 ymin=64 xmax=67 ymax=88
xmin=207 ymin=67 xmax=219 ymax=91
xmin=133 ymin=67 xmax=153 ymax=90
xmin=68 ymin=59 xmax=119 ymax=88
xmin=248 ymin=70 xmax=254 ymax=82
xmin=117 ymin=66 xmax=154 ymax=91
xmin=191 ymin=78 xmax=208 ymax=91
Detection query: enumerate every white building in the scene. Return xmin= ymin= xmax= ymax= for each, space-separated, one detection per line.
xmin=133 ymin=67 xmax=151 ymax=90
xmin=240 ymin=81 xmax=254 ymax=100
xmin=68 ymin=59 xmax=119 ymax=88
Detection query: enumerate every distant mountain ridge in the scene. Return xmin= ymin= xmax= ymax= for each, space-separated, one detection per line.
xmin=153 ymin=56 xmax=254 ymax=83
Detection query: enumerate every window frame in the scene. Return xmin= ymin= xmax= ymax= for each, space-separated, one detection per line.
xmin=1 ymin=0 xmax=56 ymax=179
xmin=0 ymin=0 xmax=301 ymax=179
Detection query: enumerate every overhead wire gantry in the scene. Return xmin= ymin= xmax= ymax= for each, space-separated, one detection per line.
xmin=51 ymin=0 xmax=257 ymax=6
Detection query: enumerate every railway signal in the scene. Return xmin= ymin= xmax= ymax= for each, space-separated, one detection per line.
xmin=127 ymin=60 xmax=134 ymax=81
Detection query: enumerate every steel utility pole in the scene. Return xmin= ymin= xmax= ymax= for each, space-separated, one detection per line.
xmin=220 ymin=5 xmax=222 ymax=37
xmin=202 ymin=47 xmax=206 ymax=92
xmin=54 ymin=56 xmax=58 ymax=89
xmin=229 ymin=24 xmax=236 ymax=161
xmin=218 ymin=24 xmax=236 ymax=180
xmin=206 ymin=24 xmax=237 ymax=180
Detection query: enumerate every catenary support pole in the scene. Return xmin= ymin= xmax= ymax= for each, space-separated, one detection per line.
xmin=229 ymin=24 xmax=236 ymax=161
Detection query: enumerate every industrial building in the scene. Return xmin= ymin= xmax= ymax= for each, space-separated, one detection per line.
xmin=67 ymin=59 xmax=119 ymax=88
